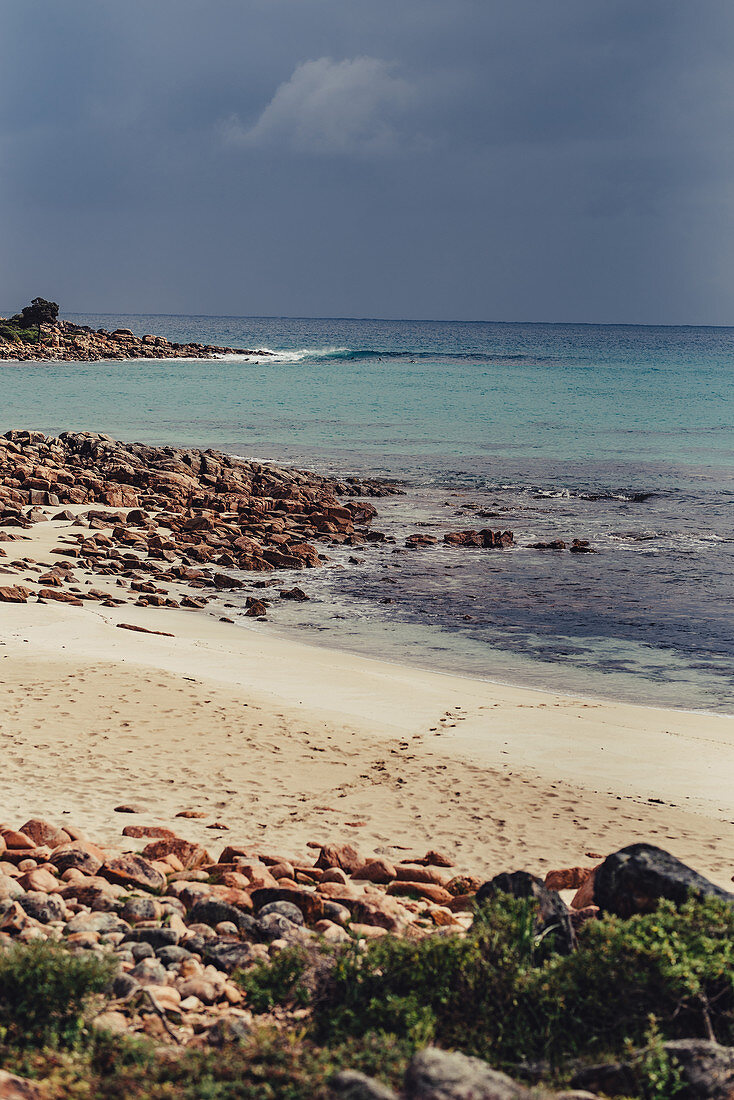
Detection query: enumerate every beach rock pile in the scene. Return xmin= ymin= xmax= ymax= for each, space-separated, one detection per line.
xmin=0 ymin=319 xmax=265 ymax=361
xmin=0 ymin=818 xmax=481 ymax=1045
xmin=4 ymin=818 xmax=723 ymax=1054
xmin=0 ymin=430 xmax=400 ymax=614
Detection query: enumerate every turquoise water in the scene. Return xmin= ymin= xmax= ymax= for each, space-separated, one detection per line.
xmin=2 ymin=315 xmax=733 ymax=711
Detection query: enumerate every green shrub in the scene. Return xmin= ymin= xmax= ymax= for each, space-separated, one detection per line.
xmin=236 ymin=947 xmax=312 ymax=1013
xmin=315 ymin=896 xmax=541 ymax=1051
xmin=314 ymin=894 xmax=734 ymax=1071
xmin=526 ymin=896 xmax=734 ymax=1062
xmin=625 ymin=1018 xmax=686 ymax=1100
xmin=0 ymin=941 xmax=116 ymax=1049
xmin=0 ymin=322 xmax=39 ymax=344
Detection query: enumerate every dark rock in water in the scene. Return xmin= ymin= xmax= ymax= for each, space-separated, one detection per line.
xmin=569 ymin=539 xmax=595 ymax=553
xmin=279 ymin=586 xmax=310 ymax=600
xmin=572 ymin=1040 xmax=734 ymax=1099
xmin=593 ymin=843 xmax=734 ymax=917
xmin=331 ymin=1069 xmax=399 ymax=1100
xmin=476 ymin=870 xmax=575 ymax=954
xmin=443 ymin=528 xmax=514 ymax=549
xmin=404 ymin=1046 xmax=531 ymax=1099
xmin=405 ymin=533 xmax=438 ymax=548
xmin=529 ymin=540 xmax=567 ymax=551
xmin=244 ymin=598 xmax=268 ymax=617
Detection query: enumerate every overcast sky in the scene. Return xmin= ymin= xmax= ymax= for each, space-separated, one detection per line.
xmin=3 ymin=1 xmax=734 ymax=324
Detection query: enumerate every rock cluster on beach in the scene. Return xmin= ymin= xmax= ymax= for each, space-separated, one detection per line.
xmin=0 ymin=430 xmax=598 ymax=615
xmin=0 ymin=429 xmax=401 ymax=616
xmin=0 ymin=819 xmax=697 ymax=1047
xmin=0 ymin=318 xmax=265 ymax=362
xmin=0 ymin=817 xmax=477 ymax=1044
xmin=1 ymin=821 xmax=731 ymax=1099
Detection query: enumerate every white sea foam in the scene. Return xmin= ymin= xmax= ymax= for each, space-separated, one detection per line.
xmin=215 ymin=345 xmax=351 ymax=364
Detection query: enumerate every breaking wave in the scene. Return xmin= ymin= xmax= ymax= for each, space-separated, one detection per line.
xmin=232 ymin=346 xmax=561 ymax=366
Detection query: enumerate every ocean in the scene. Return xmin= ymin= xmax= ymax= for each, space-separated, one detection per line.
xmin=2 ymin=314 xmax=733 ymax=713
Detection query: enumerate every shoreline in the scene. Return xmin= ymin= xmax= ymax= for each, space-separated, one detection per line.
xmin=2 ymin=594 xmax=733 ymax=890
xmin=252 ymin=610 xmax=734 ymax=721
xmin=0 ymin=428 xmax=731 ymax=891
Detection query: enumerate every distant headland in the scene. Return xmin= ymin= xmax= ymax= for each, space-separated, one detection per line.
xmin=0 ymin=297 xmax=267 ymax=361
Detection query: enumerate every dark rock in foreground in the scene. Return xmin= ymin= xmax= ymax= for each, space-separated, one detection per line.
xmin=593 ymin=843 xmax=734 ymax=918
xmin=572 ymin=1040 xmax=734 ymax=1099
xmin=334 ymin=1047 xmax=604 ymax=1099
xmin=476 ymin=870 xmax=576 ymax=954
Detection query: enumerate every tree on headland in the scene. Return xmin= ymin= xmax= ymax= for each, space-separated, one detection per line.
xmin=11 ymin=297 xmax=60 ymax=341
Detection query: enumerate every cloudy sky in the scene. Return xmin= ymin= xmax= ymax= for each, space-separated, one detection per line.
xmin=3 ymin=1 xmax=734 ymax=323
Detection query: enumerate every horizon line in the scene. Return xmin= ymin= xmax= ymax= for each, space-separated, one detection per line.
xmin=52 ymin=310 xmax=734 ymax=330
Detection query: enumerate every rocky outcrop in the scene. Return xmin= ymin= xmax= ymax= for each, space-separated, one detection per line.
xmin=0 ymin=430 xmax=399 ymax=616
xmin=0 ymin=819 xmax=480 ymax=1046
xmin=0 ymin=316 xmax=265 ymax=362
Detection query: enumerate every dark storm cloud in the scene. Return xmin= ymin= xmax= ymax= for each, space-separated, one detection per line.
xmin=2 ymin=0 xmax=734 ymax=322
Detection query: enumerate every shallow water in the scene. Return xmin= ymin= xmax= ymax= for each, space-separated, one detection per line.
xmin=2 ymin=314 xmax=733 ymax=711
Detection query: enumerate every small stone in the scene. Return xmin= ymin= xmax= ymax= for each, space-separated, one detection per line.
xmin=18 ymin=891 xmax=65 ymax=923
xmin=315 ymin=843 xmax=362 ymax=874
xmin=187 ymin=899 xmax=255 ymax=932
xmin=206 ymin=1011 xmax=251 ymax=1046
xmin=0 ymin=830 xmax=34 ymax=850
xmin=121 ymin=896 xmax=163 ymax=924
xmin=122 ymin=825 xmax=176 ymax=840
xmin=100 ymin=854 xmax=167 ymax=893
xmin=177 ymin=977 xmax=220 ymax=1005
xmin=352 ymin=857 xmax=396 ymax=884
xmin=19 ymin=819 xmax=71 ymax=849
xmin=141 ymin=837 xmax=212 ymax=870
xmin=93 ymin=1011 xmax=129 ymax=1036
xmin=257 ymin=900 xmax=305 ymax=926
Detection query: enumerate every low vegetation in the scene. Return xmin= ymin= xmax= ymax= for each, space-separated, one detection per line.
xmin=0 ymin=321 xmax=40 ymax=345
xmin=315 ymin=895 xmax=734 ymax=1064
xmin=0 ymin=941 xmax=116 ymax=1049
xmin=0 ymin=895 xmax=732 ymax=1097
xmin=0 ymin=297 xmax=59 ymax=345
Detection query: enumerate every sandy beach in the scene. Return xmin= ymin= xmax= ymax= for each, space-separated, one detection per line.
xmin=2 ymin=543 xmax=733 ymax=889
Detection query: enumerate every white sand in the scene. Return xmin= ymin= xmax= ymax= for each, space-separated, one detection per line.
xmin=1 ymin=512 xmax=732 ymax=887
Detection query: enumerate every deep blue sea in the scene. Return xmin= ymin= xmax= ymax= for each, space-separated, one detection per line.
xmin=2 ymin=314 xmax=733 ymax=712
